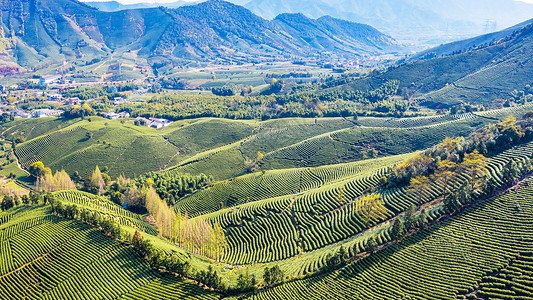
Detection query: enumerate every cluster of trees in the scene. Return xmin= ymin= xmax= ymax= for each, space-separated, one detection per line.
xmin=324 ymin=246 xmax=348 ymax=270
xmin=195 ymin=266 xmax=226 ymax=291
xmin=29 ymin=162 xmax=79 ymax=193
xmin=0 ymin=113 xmax=14 ymax=124
xmin=158 ymin=77 xmax=188 ymax=90
xmin=235 ymin=269 xmax=257 ymax=292
xmin=137 ymin=172 xmax=213 ymax=206
xmin=63 ymin=104 xmax=94 ymax=118
xmin=50 ymin=199 xmax=125 ymax=239
xmin=144 ymin=183 xmax=228 ymax=260
xmin=35 ymin=169 xmax=77 ymax=192
xmin=61 ymin=84 xmax=137 ymax=101
xmin=353 ymin=193 xmax=387 ymax=227
xmin=263 ymin=265 xmax=284 ymax=286
xmin=107 ymin=175 xmax=228 ymax=260
xmin=265 ymin=72 xmax=312 ymax=79
xmin=212 ymin=86 xmax=236 ymax=96
xmin=1 ymin=192 xmax=50 ymax=211
xmin=122 ymin=80 xmax=416 ymax=121
xmin=132 ymin=230 xmax=227 ymax=291
xmin=387 ymin=116 xmax=533 ymax=188
xmin=244 ymin=151 xmax=264 ymax=173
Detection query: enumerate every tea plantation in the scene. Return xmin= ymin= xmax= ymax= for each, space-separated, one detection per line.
xmin=3 ymin=104 xmax=533 ymax=299
xmin=240 ymin=177 xmax=533 ymax=300
xmin=0 ymin=207 xmax=217 ymax=300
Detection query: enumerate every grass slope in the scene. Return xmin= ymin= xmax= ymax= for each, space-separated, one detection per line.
xmin=338 ymin=23 xmax=533 ymax=108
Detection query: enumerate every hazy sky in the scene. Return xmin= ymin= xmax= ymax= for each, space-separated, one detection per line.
xmin=81 ymin=0 xmax=533 ymax=3
xmin=81 ymin=0 xmax=198 ymax=3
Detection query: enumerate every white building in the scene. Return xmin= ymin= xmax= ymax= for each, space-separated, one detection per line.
xmin=31 ymin=109 xmax=64 ymax=118
xmin=48 ymin=94 xmax=63 ymax=101
xmin=103 ymin=111 xmax=130 ymax=119
xmin=40 ymin=75 xmax=62 ymax=84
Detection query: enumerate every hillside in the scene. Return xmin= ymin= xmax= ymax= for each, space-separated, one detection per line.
xmin=0 ymin=0 xmax=400 ymax=70
xmin=84 ymin=0 xmax=194 ymax=11
xmin=272 ymin=14 xmax=398 ymax=54
xmin=0 ymin=205 xmax=217 ymax=300
xmin=10 ymin=103 xmax=527 ymax=181
xmin=242 ymin=175 xmax=533 ymax=299
xmin=408 ymin=17 xmax=533 ymax=61
xmin=4 ymin=106 xmax=533 ymax=299
xmin=335 ymin=22 xmax=533 ymax=108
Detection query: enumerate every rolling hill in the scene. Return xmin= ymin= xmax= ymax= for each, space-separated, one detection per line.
xmin=0 ymin=0 xmax=400 ymax=70
xmin=3 ymin=101 xmax=533 ymax=299
xmin=408 ymin=17 xmax=533 ymax=61
xmin=4 ymin=104 xmax=533 ymax=299
xmin=10 ymin=103 xmax=521 ymax=181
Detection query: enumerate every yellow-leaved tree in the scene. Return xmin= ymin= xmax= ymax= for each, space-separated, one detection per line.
xmin=354 ymin=193 xmax=387 ymax=226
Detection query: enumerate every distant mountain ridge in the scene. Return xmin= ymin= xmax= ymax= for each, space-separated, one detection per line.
xmin=0 ymin=0 xmax=400 ymax=70
xmin=244 ymin=0 xmax=533 ymax=46
xmin=409 ymin=18 xmax=533 ymax=62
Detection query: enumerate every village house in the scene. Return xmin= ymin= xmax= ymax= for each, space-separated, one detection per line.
xmin=112 ymin=97 xmax=128 ymax=105
xmin=10 ymin=109 xmax=31 ymax=118
xmin=31 ymin=109 xmax=64 ymax=118
xmin=149 ymin=117 xmax=172 ymax=129
xmin=64 ymin=97 xmax=81 ymax=105
xmin=39 ymin=74 xmax=62 ymax=85
xmin=102 ymin=111 xmax=130 ymax=120
xmin=136 ymin=87 xmax=147 ymax=95
xmin=48 ymin=94 xmax=63 ymax=101
xmin=134 ymin=117 xmax=173 ymax=129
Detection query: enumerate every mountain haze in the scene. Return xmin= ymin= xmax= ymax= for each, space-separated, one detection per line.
xmin=244 ymin=0 xmax=533 ymax=45
xmin=84 ymin=0 xmax=200 ymax=11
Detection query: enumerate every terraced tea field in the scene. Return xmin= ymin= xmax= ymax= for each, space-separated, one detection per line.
xmin=242 ymin=177 xmax=533 ymax=300
xmin=0 ymin=207 xmax=218 ymax=300
xmin=3 ymin=103 xmax=533 ymax=299
xmin=8 ymin=104 xmax=526 ymax=182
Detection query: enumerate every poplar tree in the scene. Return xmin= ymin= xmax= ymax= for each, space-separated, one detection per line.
xmin=90 ymin=166 xmax=105 ymax=195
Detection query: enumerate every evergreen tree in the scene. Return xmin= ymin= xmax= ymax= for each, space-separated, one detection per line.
xmin=0 ymin=195 xmax=14 ymax=210
xmin=365 ymin=237 xmax=378 ymax=253
xmin=444 ymin=193 xmax=462 ymax=213
xmin=456 ymin=182 xmax=473 ymax=205
xmin=391 ymin=218 xmax=405 ymax=240
xmin=263 ymin=267 xmax=271 ymax=285
xmin=404 ymin=204 xmax=417 ymax=231
xmin=503 ymin=160 xmax=520 ymax=182
xmin=418 ymin=209 xmax=428 ymax=228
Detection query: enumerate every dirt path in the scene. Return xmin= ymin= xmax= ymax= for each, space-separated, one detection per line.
xmin=11 ymin=147 xmax=29 ymax=176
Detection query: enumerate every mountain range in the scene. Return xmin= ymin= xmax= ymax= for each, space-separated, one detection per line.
xmin=85 ymin=0 xmax=533 ymax=46
xmin=0 ymin=0 xmax=400 ymax=70
xmin=243 ymin=0 xmax=533 ymax=46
